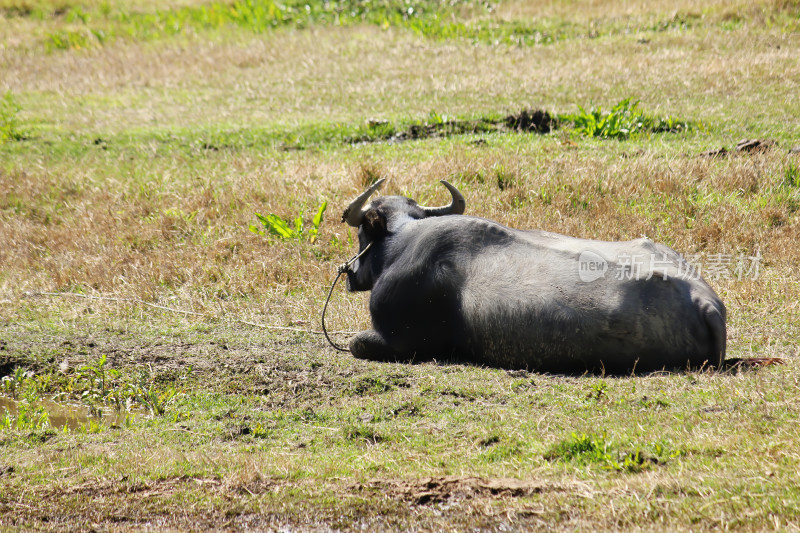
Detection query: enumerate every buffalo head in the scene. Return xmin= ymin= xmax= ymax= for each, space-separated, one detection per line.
xmin=341 ymin=179 xmax=465 ymax=291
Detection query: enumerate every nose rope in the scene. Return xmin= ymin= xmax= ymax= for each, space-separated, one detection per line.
xmin=321 ymin=242 xmax=373 ymax=352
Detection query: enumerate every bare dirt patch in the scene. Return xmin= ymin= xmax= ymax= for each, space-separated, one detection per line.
xmin=1 ymin=474 xmax=567 ymax=531
xmin=698 ymin=138 xmax=782 ymax=157
xmin=357 ymin=475 xmax=560 ymax=506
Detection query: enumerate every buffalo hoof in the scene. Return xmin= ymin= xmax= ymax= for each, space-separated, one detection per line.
xmin=350 ymin=330 xmax=403 ymax=362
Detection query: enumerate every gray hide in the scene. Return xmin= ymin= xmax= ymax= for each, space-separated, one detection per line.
xmin=342 ymin=181 xmax=726 ymax=374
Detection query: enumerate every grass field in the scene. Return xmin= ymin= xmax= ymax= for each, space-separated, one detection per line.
xmin=1 ymin=0 xmax=800 ymax=530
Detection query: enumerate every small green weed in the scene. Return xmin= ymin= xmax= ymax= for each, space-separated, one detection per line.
xmin=494 ymin=164 xmax=516 ymax=191
xmin=79 ymin=418 xmax=106 ymax=434
xmin=545 ymin=432 xmax=612 ymax=464
xmin=250 ymin=200 xmax=327 ymax=243
xmin=607 ymin=449 xmax=656 ymax=473
xmin=586 ymin=381 xmax=609 ymax=402
xmin=46 ymin=27 xmax=107 ymax=51
xmin=0 ymin=92 xmax=24 ymax=143
xmin=783 ymin=162 xmax=800 ymax=188
xmin=1 ymin=367 xmax=30 ymax=399
xmin=251 ymin=422 xmax=271 ymax=438
xmin=132 ymin=383 xmax=179 ymax=416
xmin=562 ymin=97 xmax=697 ymax=139
xmin=0 ymin=403 xmax=50 ymax=432
xmin=545 ymin=432 xmax=670 ymax=473
xmin=77 ymin=354 xmax=128 ymax=415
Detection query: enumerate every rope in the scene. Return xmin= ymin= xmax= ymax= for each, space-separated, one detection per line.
xmin=321 ymin=269 xmax=350 ymax=352
xmin=321 ymin=242 xmax=373 ymax=353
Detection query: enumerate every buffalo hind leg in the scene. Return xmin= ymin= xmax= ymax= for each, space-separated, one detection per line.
xmin=349 ymin=330 xmax=423 ymax=363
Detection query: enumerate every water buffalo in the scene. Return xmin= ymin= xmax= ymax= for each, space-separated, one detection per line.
xmin=340 ymin=179 xmax=726 ymax=374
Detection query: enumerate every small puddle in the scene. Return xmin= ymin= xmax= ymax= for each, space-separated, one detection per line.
xmin=0 ymin=396 xmax=128 ymax=430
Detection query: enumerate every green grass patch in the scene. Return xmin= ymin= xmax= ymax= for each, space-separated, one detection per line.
xmin=544 ymin=432 xmax=681 ymax=473
xmin=561 ymin=97 xmax=703 ymax=139
xmin=19 ymin=0 xmax=798 ymax=52
xmin=39 ymin=0 xmax=478 ymax=51
xmin=0 ymin=92 xmax=25 ymax=144
xmin=0 ymin=102 xmax=700 ymax=162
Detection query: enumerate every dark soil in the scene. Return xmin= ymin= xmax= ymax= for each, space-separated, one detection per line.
xmin=0 ymin=473 xmax=562 ymax=532
xmin=358 ymin=475 xmax=557 ymax=506
xmin=698 ymin=138 xmax=782 ymax=158
xmin=505 ymin=109 xmax=556 ymax=133
xmin=349 ymin=109 xmax=557 ymax=145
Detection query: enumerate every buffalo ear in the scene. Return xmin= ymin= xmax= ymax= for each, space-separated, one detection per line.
xmin=363 ymin=208 xmax=387 ymax=238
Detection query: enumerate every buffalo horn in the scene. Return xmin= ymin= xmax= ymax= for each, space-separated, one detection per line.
xmin=420 ymin=180 xmax=466 ymax=217
xmin=341 ymin=178 xmax=386 ymax=227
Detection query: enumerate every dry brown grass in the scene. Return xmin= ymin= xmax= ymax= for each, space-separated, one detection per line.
xmin=0 ymin=157 xmax=360 ymax=326
xmin=1 ymin=146 xmax=798 ymax=348
xmin=496 ymin=0 xmax=798 ymax=23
